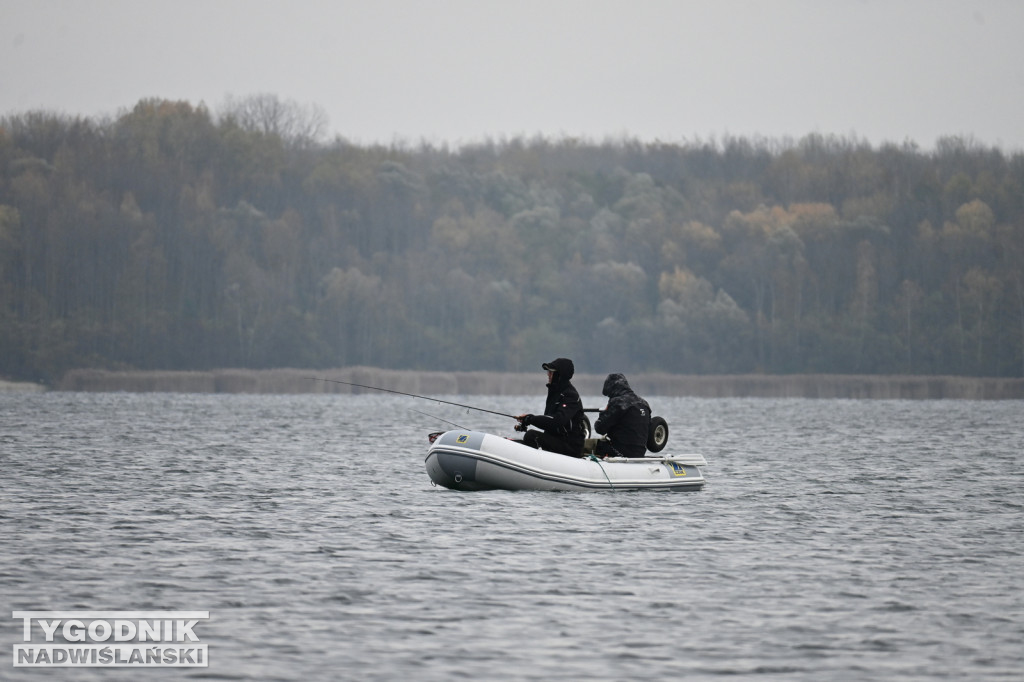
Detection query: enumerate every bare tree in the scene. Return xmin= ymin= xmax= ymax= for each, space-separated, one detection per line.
xmin=219 ymin=93 xmax=328 ymax=147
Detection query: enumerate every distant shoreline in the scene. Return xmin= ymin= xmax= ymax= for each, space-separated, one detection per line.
xmin=0 ymin=379 xmax=46 ymax=394
xmin=47 ymin=368 xmax=1024 ymax=400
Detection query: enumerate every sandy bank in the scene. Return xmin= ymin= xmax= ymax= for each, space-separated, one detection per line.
xmin=0 ymin=379 xmax=47 ymax=393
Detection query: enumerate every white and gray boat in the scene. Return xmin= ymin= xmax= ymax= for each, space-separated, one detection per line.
xmin=425 ymin=430 xmax=707 ymax=492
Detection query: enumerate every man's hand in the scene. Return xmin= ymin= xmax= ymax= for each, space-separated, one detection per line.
xmin=515 ymin=414 xmax=533 ymax=431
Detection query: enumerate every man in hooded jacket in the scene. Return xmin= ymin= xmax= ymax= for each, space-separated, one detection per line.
xmin=515 ymin=358 xmax=586 ymax=458
xmin=593 ymin=373 xmax=651 ymax=458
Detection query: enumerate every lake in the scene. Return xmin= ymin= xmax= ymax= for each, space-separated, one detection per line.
xmin=1 ymin=392 xmax=1022 ymax=680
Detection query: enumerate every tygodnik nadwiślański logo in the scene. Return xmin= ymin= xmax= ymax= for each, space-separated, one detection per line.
xmin=12 ymin=611 xmax=209 ymax=667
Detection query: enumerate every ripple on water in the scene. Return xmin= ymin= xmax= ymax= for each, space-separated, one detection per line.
xmin=0 ymin=394 xmax=1022 ymax=680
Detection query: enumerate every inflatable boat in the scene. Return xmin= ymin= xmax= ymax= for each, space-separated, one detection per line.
xmin=425 ymin=430 xmax=707 ymax=492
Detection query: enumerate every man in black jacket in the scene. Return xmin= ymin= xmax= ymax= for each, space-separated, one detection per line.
xmin=593 ymin=373 xmax=651 ymax=458
xmin=515 ymin=358 xmax=586 ymax=458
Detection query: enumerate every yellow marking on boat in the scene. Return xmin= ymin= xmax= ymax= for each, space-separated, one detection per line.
xmin=457 ymin=434 xmax=469 ymax=444
xmin=669 ymin=462 xmax=687 ymax=477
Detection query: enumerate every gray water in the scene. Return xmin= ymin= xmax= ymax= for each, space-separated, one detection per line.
xmin=1 ymin=392 xmax=1022 ymax=681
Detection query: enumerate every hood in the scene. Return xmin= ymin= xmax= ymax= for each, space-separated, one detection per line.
xmin=602 ymin=373 xmax=632 ymax=398
xmin=542 ymin=357 xmax=575 ymax=382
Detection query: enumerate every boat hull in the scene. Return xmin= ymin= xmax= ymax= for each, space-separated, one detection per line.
xmin=425 ymin=430 xmax=705 ymax=492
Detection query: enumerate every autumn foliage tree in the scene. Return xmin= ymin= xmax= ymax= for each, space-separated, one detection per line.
xmin=1 ymin=98 xmax=1022 ymax=382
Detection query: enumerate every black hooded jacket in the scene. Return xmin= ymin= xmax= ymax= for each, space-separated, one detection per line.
xmin=593 ymin=373 xmax=651 ymax=458
xmin=524 ymin=358 xmax=586 ymax=452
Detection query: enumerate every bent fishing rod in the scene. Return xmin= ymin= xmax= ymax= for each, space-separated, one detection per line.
xmin=307 ymin=377 xmax=519 ymax=420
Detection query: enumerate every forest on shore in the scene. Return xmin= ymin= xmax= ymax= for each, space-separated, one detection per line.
xmin=1 ymin=96 xmax=1023 ymax=384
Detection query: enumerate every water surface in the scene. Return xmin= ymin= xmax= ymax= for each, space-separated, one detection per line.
xmin=2 ymin=393 xmax=1022 ymax=680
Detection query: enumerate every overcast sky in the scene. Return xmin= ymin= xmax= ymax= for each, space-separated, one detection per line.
xmin=2 ymin=0 xmax=1022 ymax=150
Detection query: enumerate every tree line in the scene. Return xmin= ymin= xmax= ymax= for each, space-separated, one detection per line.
xmin=1 ymin=96 xmax=1022 ymax=383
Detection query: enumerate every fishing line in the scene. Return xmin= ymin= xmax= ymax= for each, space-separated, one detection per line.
xmin=409 ymin=409 xmax=470 ymax=430
xmin=308 ymin=376 xmax=519 ymax=420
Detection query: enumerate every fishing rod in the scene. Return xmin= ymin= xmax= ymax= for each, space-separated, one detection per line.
xmin=307 ymin=377 xmax=519 ymax=420
xmin=410 ymin=409 xmax=470 ymax=430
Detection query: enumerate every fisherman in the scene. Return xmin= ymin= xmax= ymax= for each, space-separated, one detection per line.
xmin=514 ymin=357 xmax=587 ymax=458
xmin=593 ymin=373 xmax=651 ymax=458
